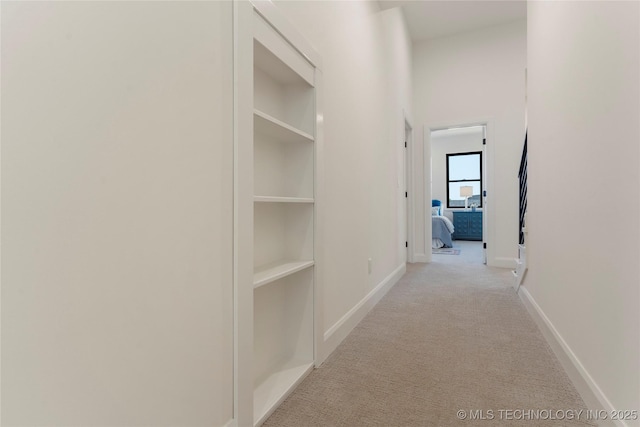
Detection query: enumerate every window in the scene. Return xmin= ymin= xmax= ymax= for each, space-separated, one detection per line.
xmin=446 ymin=151 xmax=482 ymax=208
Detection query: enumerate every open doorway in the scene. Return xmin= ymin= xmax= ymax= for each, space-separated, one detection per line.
xmin=430 ymin=125 xmax=486 ymax=264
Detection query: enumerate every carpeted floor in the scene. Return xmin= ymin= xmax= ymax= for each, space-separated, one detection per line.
xmin=432 ymin=241 xmax=483 ymax=263
xmin=263 ymin=260 xmax=593 ymax=426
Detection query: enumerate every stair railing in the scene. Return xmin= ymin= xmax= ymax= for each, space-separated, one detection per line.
xmin=518 ymin=132 xmax=527 ymax=245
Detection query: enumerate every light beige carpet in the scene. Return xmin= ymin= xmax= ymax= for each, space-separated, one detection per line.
xmin=263 ymin=261 xmax=593 ymax=426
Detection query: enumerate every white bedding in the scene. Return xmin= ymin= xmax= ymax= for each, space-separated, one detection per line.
xmin=432 ymin=215 xmax=455 ymax=248
xmin=438 ymin=215 xmax=455 ymax=233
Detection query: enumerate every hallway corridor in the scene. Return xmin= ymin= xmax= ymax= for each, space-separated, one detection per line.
xmin=264 ymin=262 xmax=592 ymax=426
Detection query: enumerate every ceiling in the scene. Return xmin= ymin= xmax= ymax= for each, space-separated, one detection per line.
xmin=377 ymin=1 xmax=526 ymax=42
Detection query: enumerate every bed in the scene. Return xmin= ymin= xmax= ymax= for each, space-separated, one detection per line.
xmin=432 ymin=200 xmax=455 ymax=248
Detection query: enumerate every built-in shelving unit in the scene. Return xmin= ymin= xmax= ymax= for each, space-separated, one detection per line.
xmin=248 ymin=8 xmax=320 ymax=427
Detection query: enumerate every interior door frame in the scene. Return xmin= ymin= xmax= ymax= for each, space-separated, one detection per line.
xmin=481 ymin=125 xmax=488 ymax=264
xmin=422 ymin=118 xmax=495 ymax=265
xmin=403 ymin=111 xmax=415 ymax=263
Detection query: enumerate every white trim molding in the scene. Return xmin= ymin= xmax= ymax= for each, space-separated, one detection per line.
xmin=518 ymin=286 xmax=621 ymax=427
xmin=250 ymin=0 xmax=322 ymax=70
xmin=404 ymin=110 xmax=415 ymax=263
xmin=320 ymin=263 xmax=406 ymax=364
xmin=222 ymin=418 xmax=237 ymax=427
xmin=422 ymin=126 xmax=432 ymax=263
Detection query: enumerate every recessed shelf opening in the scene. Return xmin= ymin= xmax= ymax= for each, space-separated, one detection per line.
xmin=254 ymin=126 xmax=313 ymax=199
xmin=254 ymin=39 xmax=315 ymax=136
xmin=253 ymin=268 xmax=314 ymax=425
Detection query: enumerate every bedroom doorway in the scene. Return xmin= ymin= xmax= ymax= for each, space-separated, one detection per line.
xmin=429 ymin=124 xmax=487 ymax=265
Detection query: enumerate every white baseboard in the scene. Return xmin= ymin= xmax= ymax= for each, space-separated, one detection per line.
xmin=321 ymin=263 xmax=406 ymax=363
xmin=518 ymin=286 xmax=623 ymax=427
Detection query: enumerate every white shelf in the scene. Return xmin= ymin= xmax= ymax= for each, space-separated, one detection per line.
xmin=253 ymin=360 xmax=314 ymax=426
xmin=254 ymin=109 xmax=314 ymax=144
xmin=253 ymin=260 xmax=314 ymax=289
xmin=254 ymin=196 xmax=314 ymax=203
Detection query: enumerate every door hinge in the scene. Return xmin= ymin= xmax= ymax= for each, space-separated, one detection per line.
xmin=483 ymin=138 xmax=486 ymax=145
xmin=404 ymin=141 xmax=407 ymax=148
xmin=483 ymin=190 xmax=487 ymax=197
xmin=406 ymin=241 xmax=408 ymax=248
xmin=405 ymin=192 xmax=408 ymax=198
xmin=483 ymin=242 xmax=487 ymax=249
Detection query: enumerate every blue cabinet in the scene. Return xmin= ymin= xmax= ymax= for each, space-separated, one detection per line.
xmin=452 ymin=211 xmax=483 ymax=241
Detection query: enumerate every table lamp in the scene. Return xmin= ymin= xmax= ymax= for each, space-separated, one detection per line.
xmin=460 ymin=186 xmax=473 ymax=210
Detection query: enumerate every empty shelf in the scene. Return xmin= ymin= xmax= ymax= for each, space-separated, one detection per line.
xmin=253 ymin=360 xmax=314 ymax=426
xmin=254 ymin=109 xmax=314 ymax=144
xmin=253 ymin=260 xmax=314 ymax=288
xmin=254 ymin=196 xmax=314 ymax=203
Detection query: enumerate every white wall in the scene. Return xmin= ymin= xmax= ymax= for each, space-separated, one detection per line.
xmin=413 ymin=20 xmax=526 ymax=267
xmin=1 ymin=2 xmax=234 ymax=425
xmin=431 ymin=128 xmax=484 ymax=222
xmin=526 ymin=1 xmax=639 ymax=419
xmin=272 ymin=1 xmax=413 ymax=358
